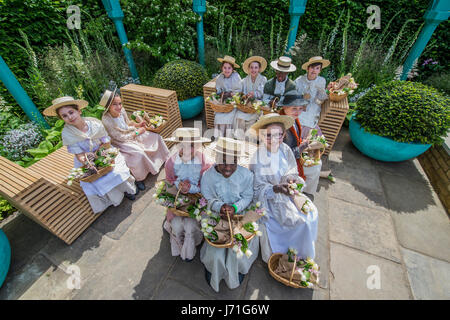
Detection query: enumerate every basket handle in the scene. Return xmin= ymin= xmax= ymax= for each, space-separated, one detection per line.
xmin=226 ymin=209 xmax=234 ymax=246
xmin=174 ymin=187 xmax=182 ymax=209
xmin=83 ymin=153 xmax=98 ymax=173
xmin=220 ymin=92 xmax=225 ymax=104
xmin=271 ymin=97 xmax=279 ymax=110
xmin=289 ymin=254 xmax=297 ymax=284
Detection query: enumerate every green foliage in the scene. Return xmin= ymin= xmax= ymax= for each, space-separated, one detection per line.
xmin=354 ymin=81 xmax=450 ymax=145
xmin=0 ymin=196 xmax=15 ymax=221
xmin=123 ymin=0 xmax=198 ymax=65
xmin=152 ymin=60 xmax=209 ymax=101
xmin=421 ymin=71 xmax=450 ymax=96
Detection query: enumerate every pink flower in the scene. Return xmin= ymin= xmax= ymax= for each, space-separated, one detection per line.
xmin=199 ymin=197 xmax=207 ymax=207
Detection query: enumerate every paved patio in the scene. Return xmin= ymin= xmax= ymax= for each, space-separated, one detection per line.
xmin=1 ymin=117 xmax=449 ymax=300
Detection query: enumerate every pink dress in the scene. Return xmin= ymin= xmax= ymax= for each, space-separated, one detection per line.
xmin=163 ymin=151 xmax=213 ymax=260
xmin=102 ymin=109 xmax=170 ymax=181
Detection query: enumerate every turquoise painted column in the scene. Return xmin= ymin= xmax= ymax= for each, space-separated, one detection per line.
xmin=102 ymin=0 xmax=139 ymax=80
xmin=400 ymin=0 xmax=449 ymax=80
xmin=0 ymin=56 xmax=49 ymax=128
xmin=286 ymin=0 xmax=308 ymax=54
xmin=193 ymin=0 xmax=206 ymax=66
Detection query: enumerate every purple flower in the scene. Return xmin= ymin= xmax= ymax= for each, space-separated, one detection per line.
xmin=199 ymin=197 xmax=207 ymax=207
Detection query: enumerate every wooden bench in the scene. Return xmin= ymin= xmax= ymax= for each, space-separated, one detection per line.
xmin=0 ymin=86 xmax=183 ymax=244
xmin=202 ymin=79 xmax=349 ymax=155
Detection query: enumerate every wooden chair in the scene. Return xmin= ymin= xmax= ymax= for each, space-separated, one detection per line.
xmin=0 ymin=147 xmax=98 ymax=245
xmin=202 ymin=79 xmax=349 ymax=155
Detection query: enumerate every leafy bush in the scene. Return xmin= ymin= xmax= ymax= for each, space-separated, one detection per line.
xmin=152 ymin=60 xmax=209 ymax=101
xmin=354 ymin=81 xmax=450 ymax=145
xmin=0 ymin=196 xmax=16 ymax=221
xmin=0 ymin=123 xmax=44 ymax=161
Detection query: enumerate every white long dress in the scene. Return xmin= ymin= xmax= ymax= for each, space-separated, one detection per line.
xmin=295 ymin=75 xmax=327 ymax=129
xmin=199 ymin=165 xmax=259 ymax=292
xmin=214 ymin=72 xmax=242 ymax=126
xmin=249 ymin=143 xmax=318 ymax=262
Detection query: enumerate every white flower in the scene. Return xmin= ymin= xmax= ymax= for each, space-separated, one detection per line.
xmin=301 ymin=275 xmax=307 ymax=282
xmin=252 ymin=222 xmax=259 ymax=231
xmin=256 ymin=230 xmax=262 ymax=237
xmin=152 ymin=193 xmax=158 ymax=198
xmin=255 ymin=202 xmax=261 ymax=208
xmin=245 ymin=249 xmax=252 ymax=258
xmin=313 ymin=263 xmax=319 ymax=271
xmin=289 ymin=190 xmax=295 ymax=195
xmin=201 ymin=222 xmax=208 ymax=228
xmin=206 ymin=210 xmax=212 ymax=216
xmin=236 ymin=250 xmax=244 ymax=259
xmin=232 ymin=245 xmax=239 ymax=253
xmin=196 ymin=215 xmax=202 ymax=221
xmin=307 ymin=282 xmax=314 ymax=288
xmin=194 ymin=209 xmax=200 ymax=215
xmin=206 ymin=226 xmax=213 ymax=233
xmin=67 ymin=180 xmax=73 ymax=186
xmin=203 ymin=232 xmax=209 ymax=237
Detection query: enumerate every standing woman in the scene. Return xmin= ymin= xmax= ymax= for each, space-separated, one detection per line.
xmin=43 ymin=96 xmax=137 ymax=214
xmin=100 ymin=89 xmax=170 ymax=191
xmin=234 ymin=56 xmax=267 ymax=139
xmin=214 ymin=55 xmax=242 ymax=138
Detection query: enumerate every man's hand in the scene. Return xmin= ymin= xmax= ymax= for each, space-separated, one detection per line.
xmin=219 ymin=204 xmax=235 ymax=219
xmin=179 ymin=180 xmax=191 ymax=194
xmin=273 ymin=183 xmax=291 ymax=196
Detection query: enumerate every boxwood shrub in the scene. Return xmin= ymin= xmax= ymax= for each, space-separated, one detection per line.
xmin=152 ymin=60 xmax=210 ymax=101
xmin=354 ymin=80 xmax=450 ymax=145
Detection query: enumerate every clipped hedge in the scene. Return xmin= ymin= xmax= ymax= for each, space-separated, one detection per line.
xmin=354 ymin=80 xmax=450 ymax=145
xmin=152 ymin=60 xmax=209 ymax=101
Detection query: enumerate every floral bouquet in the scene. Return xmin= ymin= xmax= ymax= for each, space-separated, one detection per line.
xmin=286 ymin=182 xmax=313 ymax=215
xmin=67 ymin=145 xmax=118 ymax=184
xmin=273 ymin=248 xmax=319 ymax=288
xmin=302 ymin=129 xmax=327 ymax=165
xmin=326 ymin=73 xmax=358 ymax=101
xmin=131 ymin=110 xmax=166 ymax=132
xmin=201 ymin=202 xmax=266 ymax=258
xmin=206 ymin=92 xmax=236 ymax=113
xmin=206 ymin=92 xmax=233 ymax=105
xmin=301 ymin=153 xmax=321 ymax=167
xmin=252 ymin=100 xmax=273 ymax=114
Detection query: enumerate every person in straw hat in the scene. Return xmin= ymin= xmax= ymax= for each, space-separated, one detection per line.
xmin=214 ymin=55 xmax=242 ymax=138
xmin=294 ymin=56 xmax=330 ymax=130
xmin=43 ymin=96 xmax=137 ymax=213
xmin=200 ymin=137 xmax=258 ymax=292
xmin=100 ymin=88 xmax=170 ymax=191
xmin=233 ymin=56 xmax=268 ymax=140
xmin=262 ymin=56 xmax=297 ymax=109
xmin=279 ymin=93 xmax=323 ymax=199
xmin=249 ymin=113 xmax=318 ymax=263
xmin=162 ymin=128 xmax=213 ymax=262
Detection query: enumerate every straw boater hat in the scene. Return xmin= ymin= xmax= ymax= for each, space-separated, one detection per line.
xmin=213 ymin=137 xmax=245 ymax=157
xmin=43 ymin=96 xmax=88 ymax=117
xmin=164 ymin=127 xmax=210 ymax=143
xmin=270 ymin=56 xmax=296 ymax=73
xmin=301 ymin=56 xmax=330 ymax=71
xmin=242 ymin=56 xmax=267 ymax=74
xmin=217 ymin=55 xmax=240 ymax=69
xmin=279 ymin=93 xmax=309 ymax=107
xmin=99 ymin=88 xmax=117 ymax=115
xmin=250 ymin=113 xmax=294 ymax=134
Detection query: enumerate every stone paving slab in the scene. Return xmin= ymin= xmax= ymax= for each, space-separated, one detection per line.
xmin=329 ymin=242 xmax=412 ymax=300
xmin=401 ymin=247 xmax=450 ymax=300
xmin=329 ymin=197 xmax=402 ymax=263
xmin=381 ymin=173 xmax=450 ymax=262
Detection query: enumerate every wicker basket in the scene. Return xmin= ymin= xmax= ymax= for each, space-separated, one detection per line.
xmin=300 ymin=148 xmax=325 ymax=167
xmin=329 ymin=91 xmax=347 ymax=102
xmin=210 ymin=101 xmax=235 ymax=113
xmin=80 ymin=164 xmax=114 ymax=183
xmin=268 ymin=253 xmax=307 ymax=288
xmin=237 ymin=102 xmax=258 ymax=114
xmin=145 ymin=121 xmax=168 ymax=134
xmin=205 ymin=213 xmax=256 ymax=248
xmin=170 ymin=189 xmax=202 ymax=217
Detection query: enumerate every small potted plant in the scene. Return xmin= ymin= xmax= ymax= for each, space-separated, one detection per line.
xmin=350 ymin=80 xmax=450 ymax=162
xmin=153 ymin=60 xmax=210 ymax=119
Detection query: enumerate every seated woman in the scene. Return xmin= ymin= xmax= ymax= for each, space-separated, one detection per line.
xmin=279 ymin=93 xmax=323 ymax=199
xmin=43 ymin=96 xmax=137 ymax=214
xmin=100 ymin=89 xmax=170 ymax=191
xmin=163 ymin=128 xmax=213 ymax=262
xmin=249 ymin=114 xmax=318 ymax=263
xmin=200 ymin=137 xmax=258 ymax=292
xmin=234 ymin=56 xmax=267 ymax=139
xmin=214 ymin=55 xmax=242 ymax=138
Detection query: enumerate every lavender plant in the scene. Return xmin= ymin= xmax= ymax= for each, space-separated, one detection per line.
xmin=0 ymin=123 xmax=43 ymax=161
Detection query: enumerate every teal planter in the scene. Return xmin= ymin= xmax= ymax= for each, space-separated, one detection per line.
xmin=349 ymin=117 xmax=432 ymax=162
xmin=0 ymin=229 xmax=11 ymax=288
xmin=178 ymin=96 xmax=204 ymax=120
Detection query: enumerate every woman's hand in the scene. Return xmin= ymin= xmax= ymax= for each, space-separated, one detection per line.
xmin=179 ymin=180 xmax=191 ymax=194
xmin=137 ymin=127 xmax=146 ymax=135
xmin=273 ymin=183 xmax=291 ymax=196
xmin=247 ymin=91 xmax=255 ymax=99
xmin=219 ymin=204 xmax=235 ymax=219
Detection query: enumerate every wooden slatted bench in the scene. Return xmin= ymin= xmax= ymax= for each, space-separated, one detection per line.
xmin=202 ymin=79 xmax=349 ymax=155
xmin=0 ymin=85 xmax=183 ymax=245
xmin=0 ymin=147 xmax=97 ymax=245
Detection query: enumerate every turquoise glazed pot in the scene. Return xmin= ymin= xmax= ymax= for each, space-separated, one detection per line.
xmin=349 ymin=116 xmax=432 ymax=162
xmin=178 ymin=96 xmax=204 ymax=120
xmin=0 ymin=229 xmax=11 ymax=288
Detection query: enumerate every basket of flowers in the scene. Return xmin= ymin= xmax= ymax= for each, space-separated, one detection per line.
xmin=130 ymin=111 xmax=167 ymax=133
xmin=201 ymin=202 xmax=266 ymax=258
xmin=153 ymin=180 xmax=205 ymax=220
xmin=206 ymin=92 xmax=236 ymax=113
xmin=326 ymin=73 xmax=358 ymax=102
xmin=268 ymin=248 xmax=320 ymax=288
xmin=66 ymin=143 xmax=118 ymax=185
xmin=300 ymin=129 xmax=328 ymax=167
